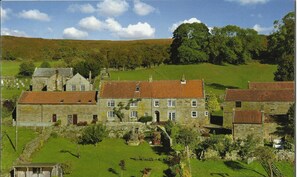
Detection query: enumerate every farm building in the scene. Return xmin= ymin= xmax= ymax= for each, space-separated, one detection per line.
xmin=31 ymin=68 xmax=73 ymax=91
xmin=12 ymin=163 xmax=63 ymax=177
xmin=16 ymin=91 xmax=98 ymax=126
xmin=65 ymin=73 xmax=92 ymax=91
xmin=98 ymin=79 xmax=208 ymax=125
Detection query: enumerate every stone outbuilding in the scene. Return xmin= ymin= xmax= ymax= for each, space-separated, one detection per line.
xmin=31 ymin=68 xmax=73 ymax=91
xmin=98 ymin=79 xmax=208 ymax=125
xmin=16 ymin=91 xmax=98 ymax=126
xmin=12 ymin=163 xmax=63 ymax=177
xmin=65 ymin=73 xmax=92 ymax=91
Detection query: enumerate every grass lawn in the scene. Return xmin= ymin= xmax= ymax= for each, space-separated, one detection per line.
xmin=190 ymin=159 xmax=294 ymax=177
xmin=109 ymin=62 xmax=277 ymax=95
xmin=2 ymin=125 xmax=38 ymax=173
xmin=32 ymin=137 xmax=168 ymax=177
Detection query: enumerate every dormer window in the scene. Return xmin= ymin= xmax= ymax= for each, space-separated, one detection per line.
xmin=60 ymin=99 xmax=64 ymax=103
xmin=135 ymin=85 xmax=140 ymax=92
xmin=235 ymin=101 xmax=241 ymax=108
xmin=78 ymin=99 xmax=81 ymax=103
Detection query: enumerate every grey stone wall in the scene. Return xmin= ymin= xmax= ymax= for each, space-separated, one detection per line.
xmin=223 ymin=101 xmax=293 ymax=128
xmin=233 ymin=124 xmax=263 ymax=140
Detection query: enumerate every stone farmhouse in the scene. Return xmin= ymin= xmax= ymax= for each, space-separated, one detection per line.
xmin=98 ymin=79 xmax=208 ymax=125
xmin=16 ymin=79 xmax=208 ymax=126
xmin=223 ymin=81 xmax=294 ymax=140
xmin=65 ymin=73 xmax=93 ymax=91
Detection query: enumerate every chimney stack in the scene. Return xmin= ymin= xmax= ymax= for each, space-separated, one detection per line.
xmin=149 ymin=75 xmax=153 ymax=82
xmin=181 ymin=74 xmax=186 ymax=84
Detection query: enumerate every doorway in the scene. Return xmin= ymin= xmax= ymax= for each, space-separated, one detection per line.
xmin=155 ymin=111 xmax=160 ymax=123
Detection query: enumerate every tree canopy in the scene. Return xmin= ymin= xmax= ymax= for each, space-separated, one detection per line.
xmin=18 ymin=61 xmax=36 ymax=76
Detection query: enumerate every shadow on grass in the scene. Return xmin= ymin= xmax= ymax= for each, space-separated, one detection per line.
xmin=3 ymin=131 xmax=16 ymax=152
xmin=60 ymin=149 xmax=80 ymax=158
xmin=224 ymin=161 xmax=266 ymax=177
xmin=210 ymin=172 xmax=230 ymax=177
xmin=206 ymin=83 xmax=239 ymax=90
xmin=107 ymin=168 xmax=119 ymax=176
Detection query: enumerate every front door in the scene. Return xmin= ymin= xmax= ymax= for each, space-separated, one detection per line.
xmin=52 ymin=114 xmax=57 ymax=122
xmin=73 ymin=114 xmax=78 ymax=125
xmin=155 ymin=111 xmax=160 ymax=123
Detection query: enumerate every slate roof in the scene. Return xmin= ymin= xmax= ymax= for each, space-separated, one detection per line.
xmin=225 ymin=89 xmax=294 ymax=102
xmin=18 ymin=91 xmax=97 ymax=104
xmin=33 ymin=68 xmax=73 ymax=77
xmin=233 ymin=110 xmax=262 ymax=124
xmin=249 ymin=81 xmax=295 ymax=90
xmin=99 ymin=80 xmax=204 ymax=99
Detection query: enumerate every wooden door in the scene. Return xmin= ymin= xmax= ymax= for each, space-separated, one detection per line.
xmin=73 ymin=114 xmax=78 ymax=125
xmin=52 ymin=114 xmax=57 ymax=122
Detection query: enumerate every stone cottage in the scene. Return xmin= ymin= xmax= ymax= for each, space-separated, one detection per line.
xmin=65 ymin=73 xmax=92 ymax=91
xmin=98 ymin=79 xmax=208 ymax=125
xmin=16 ymin=91 xmax=98 ymax=126
xmin=232 ymin=110 xmax=264 ymax=140
xmin=12 ymin=163 xmax=63 ymax=177
xmin=31 ymin=68 xmax=73 ymax=91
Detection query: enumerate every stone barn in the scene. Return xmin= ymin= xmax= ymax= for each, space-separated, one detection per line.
xmin=98 ymin=79 xmax=208 ymax=125
xmin=16 ymin=91 xmax=99 ymax=126
xmin=65 ymin=73 xmax=92 ymax=91
xmin=31 ymin=68 xmax=73 ymax=91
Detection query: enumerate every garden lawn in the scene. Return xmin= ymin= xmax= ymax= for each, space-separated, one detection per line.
xmin=32 ymin=137 xmax=168 ymax=177
xmin=2 ymin=125 xmax=38 ymax=173
xmin=109 ymin=62 xmax=277 ymax=95
xmin=190 ymin=159 xmax=294 ymax=177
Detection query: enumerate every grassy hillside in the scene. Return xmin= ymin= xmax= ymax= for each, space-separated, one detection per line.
xmin=109 ymin=62 xmax=277 ymax=95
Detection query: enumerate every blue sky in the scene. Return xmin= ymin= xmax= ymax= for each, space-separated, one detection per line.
xmin=1 ymin=0 xmax=294 ymax=40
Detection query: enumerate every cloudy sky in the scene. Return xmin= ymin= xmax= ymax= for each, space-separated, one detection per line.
xmin=1 ymin=0 xmax=294 ymax=40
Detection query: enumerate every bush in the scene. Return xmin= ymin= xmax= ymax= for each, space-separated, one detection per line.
xmin=54 ymin=120 xmax=61 ymax=126
xmin=79 ymin=124 xmax=108 ymax=145
xmin=18 ymin=61 xmax=35 ymax=76
xmin=50 ymin=132 xmax=58 ymax=138
xmin=61 ymin=162 xmax=72 ymax=174
xmin=40 ymin=61 xmax=51 ymax=68
xmin=138 ymin=116 xmax=153 ymax=124
xmin=77 ymin=121 xmax=88 ymax=126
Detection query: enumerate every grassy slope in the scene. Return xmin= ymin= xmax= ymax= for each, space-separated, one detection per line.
xmin=2 ymin=125 xmax=38 ymax=173
xmin=109 ymin=62 xmax=277 ymax=95
xmin=32 ymin=137 xmax=168 ymax=177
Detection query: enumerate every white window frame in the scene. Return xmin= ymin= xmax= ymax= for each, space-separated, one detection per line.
xmin=107 ymin=100 xmax=115 ymax=107
xmin=130 ymin=102 xmax=137 ymax=107
xmin=191 ymin=99 xmax=197 ymax=107
xmin=205 ymin=111 xmax=209 ymax=116
xmin=168 ymin=111 xmax=176 ymax=121
xmin=191 ymin=111 xmax=198 ymax=118
xmin=81 ymin=84 xmax=85 ymax=91
xmin=107 ymin=111 xmax=115 ymax=118
xmin=154 ymin=100 xmax=160 ymax=107
xmin=130 ymin=111 xmax=138 ymax=118
xmin=167 ymin=99 xmax=176 ymax=107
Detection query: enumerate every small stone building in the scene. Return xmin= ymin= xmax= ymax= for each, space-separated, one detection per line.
xmin=16 ymin=91 xmax=98 ymax=126
xmin=31 ymin=68 xmax=73 ymax=91
xmin=12 ymin=163 xmax=63 ymax=177
xmin=66 ymin=73 xmax=92 ymax=91
xmin=232 ymin=110 xmax=264 ymax=140
xmin=223 ymin=88 xmax=294 ymax=129
xmin=98 ymin=79 xmax=208 ymax=125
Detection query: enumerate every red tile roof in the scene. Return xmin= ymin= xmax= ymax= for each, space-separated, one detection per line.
xmin=18 ymin=91 xmax=97 ymax=104
xmin=233 ymin=110 xmax=262 ymax=124
xmin=99 ymin=80 xmax=204 ymax=99
xmin=249 ymin=81 xmax=294 ymax=90
xmin=225 ymin=89 xmax=294 ymax=102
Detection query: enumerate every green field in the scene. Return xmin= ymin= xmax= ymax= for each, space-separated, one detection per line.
xmin=109 ymin=62 xmax=277 ymax=95
xmin=2 ymin=125 xmax=38 ymax=173
xmin=32 ymin=137 xmax=168 ymax=177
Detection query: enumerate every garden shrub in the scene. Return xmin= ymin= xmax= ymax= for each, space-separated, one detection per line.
xmin=79 ymin=124 xmax=108 ymax=145
xmin=138 ymin=116 xmax=153 ymax=124
xmin=61 ymin=161 xmax=72 ymax=174
xmin=50 ymin=132 xmax=58 ymax=138
xmin=77 ymin=121 xmax=88 ymax=126
xmin=54 ymin=120 xmax=61 ymax=126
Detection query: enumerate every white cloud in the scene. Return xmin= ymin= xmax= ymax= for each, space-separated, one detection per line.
xmin=1 ymin=7 xmax=12 ymax=21
xmin=169 ymin=17 xmax=201 ymax=32
xmin=117 ymin=22 xmax=155 ymax=39
xmin=133 ymin=0 xmax=155 ymax=16
xmin=47 ymin=27 xmax=53 ymax=33
xmin=1 ymin=28 xmax=28 ymax=37
xmin=19 ymin=9 xmax=50 ymax=21
xmin=225 ymin=0 xmax=270 ymax=5
xmin=97 ymin=0 xmax=129 ymax=17
xmin=105 ymin=18 xmax=122 ymax=32
xmin=78 ymin=16 xmax=104 ymax=31
xmin=67 ymin=4 xmax=96 ymax=13
xmin=251 ymin=13 xmax=263 ymax=18
xmin=63 ymin=27 xmax=88 ymax=39
xmin=253 ymin=24 xmax=273 ymax=34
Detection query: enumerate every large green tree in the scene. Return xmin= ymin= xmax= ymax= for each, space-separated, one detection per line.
xmin=18 ymin=61 xmax=36 ymax=76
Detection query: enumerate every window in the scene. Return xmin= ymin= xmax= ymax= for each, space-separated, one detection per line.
xmin=235 ymin=101 xmax=241 ymax=108
xmin=130 ymin=102 xmax=137 ymax=107
xmin=205 ymin=111 xmax=209 ymax=116
xmin=81 ymin=84 xmax=85 ymax=91
xmin=168 ymin=111 xmax=176 ymax=121
xmin=72 ymin=85 xmax=76 ymax=91
xmin=107 ymin=111 xmax=115 ymax=118
xmin=52 ymin=114 xmax=57 ymax=122
xmin=93 ymin=115 xmax=98 ymax=122
xmin=107 ymin=100 xmax=115 ymax=107
xmin=191 ymin=111 xmax=197 ymax=118
xmin=168 ymin=99 xmax=176 ymax=107
xmin=130 ymin=111 xmax=138 ymax=118
xmin=191 ymin=100 xmax=197 ymax=107
xmin=154 ymin=100 xmax=160 ymax=107
xmin=33 ymin=168 xmax=41 ymax=174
